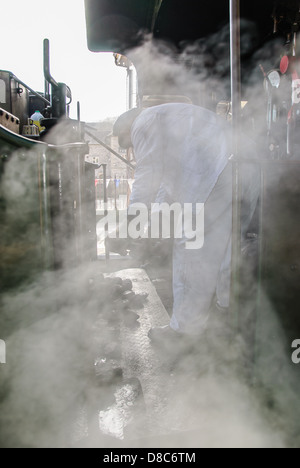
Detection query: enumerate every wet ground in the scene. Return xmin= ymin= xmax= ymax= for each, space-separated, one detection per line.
xmin=71 ymin=269 xmax=286 ymax=448
xmin=0 ymin=263 xmax=293 ymax=448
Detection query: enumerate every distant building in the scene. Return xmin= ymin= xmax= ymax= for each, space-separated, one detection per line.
xmin=85 ymin=119 xmax=128 ymax=180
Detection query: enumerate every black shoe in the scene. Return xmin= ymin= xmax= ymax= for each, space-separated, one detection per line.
xmin=148 ymin=325 xmax=198 ymax=357
xmin=148 ymin=325 xmax=182 ymax=344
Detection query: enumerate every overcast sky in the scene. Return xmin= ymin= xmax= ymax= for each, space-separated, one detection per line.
xmin=1 ymin=0 xmax=128 ymax=122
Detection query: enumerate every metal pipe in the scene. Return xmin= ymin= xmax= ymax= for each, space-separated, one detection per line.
xmin=151 ymin=0 xmax=164 ymax=32
xmin=127 ymin=67 xmax=135 ymax=110
xmin=230 ymin=0 xmax=241 ymax=152
xmin=43 ymin=39 xmax=59 ymax=89
xmin=229 ymin=0 xmax=242 ymax=330
xmin=76 ymin=151 xmax=84 ymax=262
xmin=44 ymin=78 xmax=50 ymax=104
xmin=254 ymin=164 xmax=265 ymax=376
xmin=40 ymin=151 xmax=52 ymax=269
xmin=77 ymin=101 xmax=81 ymax=122
xmin=293 ymin=31 xmax=297 ymax=57
xmin=100 ymin=164 xmax=110 ymax=262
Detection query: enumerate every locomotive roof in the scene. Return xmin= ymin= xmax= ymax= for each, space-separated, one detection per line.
xmin=84 ymin=0 xmax=282 ymax=54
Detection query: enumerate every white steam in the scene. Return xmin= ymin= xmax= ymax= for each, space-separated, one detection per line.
xmin=0 ymin=20 xmax=299 ymax=449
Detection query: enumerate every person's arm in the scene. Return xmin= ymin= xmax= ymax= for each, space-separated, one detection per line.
xmin=130 ymin=111 xmax=164 ymax=209
xmin=130 ymin=158 xmax=163 ymax=208
xmin=108 ymin=112 xmax=164 ymax=255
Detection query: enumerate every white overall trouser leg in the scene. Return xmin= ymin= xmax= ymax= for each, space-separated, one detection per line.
xmin=170 ymin=164 xmax=233 ymax=335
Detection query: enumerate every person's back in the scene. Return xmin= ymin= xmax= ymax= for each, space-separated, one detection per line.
xmin=130 ymin=103 xmax=230 ymax=207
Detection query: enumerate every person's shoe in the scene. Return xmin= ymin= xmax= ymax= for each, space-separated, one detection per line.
xmin=148 ymin=326 xmax=205 ymax=375
xmin=148 ymin=325 xmax=187 ymax=369
xmin=148 ymin=325 xmax=182 ymax=344
xmin=148 ymin=325 xmax=197 ymax=359
xmin=148 ymin=324 xmax=206 ymax=355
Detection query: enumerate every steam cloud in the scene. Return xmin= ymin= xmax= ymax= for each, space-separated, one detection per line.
xmin=0 ymin=20 xmax=299 ymax=448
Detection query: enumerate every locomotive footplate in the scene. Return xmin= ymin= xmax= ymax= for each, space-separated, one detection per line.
xmin=74 ymin=268 xmax=277 ymax=449
xmin=81 ymin=268 xmax=286 ymax=449
xmin=73 ymin=268 xmax=171 ymax=447
xmin=0 ymin=266 xmax=287 ymax=448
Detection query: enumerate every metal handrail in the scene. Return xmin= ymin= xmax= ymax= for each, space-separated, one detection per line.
xmin=85 ymin=127 xmax=136 ymax=170
xmin=10 ymin=73 xmax=51 ymax=106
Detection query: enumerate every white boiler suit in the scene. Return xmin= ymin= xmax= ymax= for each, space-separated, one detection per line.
xmin=130 ymin=103 xmax=255 ymax=335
